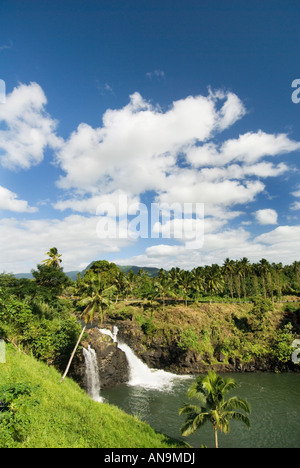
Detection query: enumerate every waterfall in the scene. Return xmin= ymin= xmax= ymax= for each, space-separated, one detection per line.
xmin=99 ymin=326 xmax=187 ymax=391
xmin=82 ymin=345 xmax=104 ymax=402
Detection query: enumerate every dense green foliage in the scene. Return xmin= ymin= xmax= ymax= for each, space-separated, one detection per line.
xmin=0 ymin=286 xmax=81 ymax=366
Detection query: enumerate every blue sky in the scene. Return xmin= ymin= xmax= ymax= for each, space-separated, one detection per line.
xmin=0 ymin=0 xmax=299 ymax=273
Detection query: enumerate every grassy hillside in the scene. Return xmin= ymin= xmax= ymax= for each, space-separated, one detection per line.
xmin=0 ymin=345 xmax=184 ymax=448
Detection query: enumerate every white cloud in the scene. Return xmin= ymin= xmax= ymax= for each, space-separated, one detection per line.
xmin=1 ymin=84 xmax=299 ymax=274
xmin=55 ymin=90 xmax=246 ymax=193
xmin=0 ymin=215 xmax=135 ymax=273
xmin=54 ymin=90 xmax=300 ymax=230
xmin=0 ymin=82 xmax=62 ymax=170
xmin=290 ymin=187 xmax=300 ymax=210
xmin=158 ymin=170 xmax=265 ymax=206
xmin=0 ymin=185 xmax=37 ymax=213
xmin=186 ymin=130 xmax=300 ymax=168
xmin=54 ymin=190 xmax=140 ymax=215
xmin=146 ymin=70 xmax=166 ymax=80
xmin=255 ymin=225 xmax=300 ymax=248
xmin=292 ymin=190 xmax=300 ymax=198
xmin=290 ymin=202 xmax=300 ymax=211
xmin=145 ymin=244 xmax=182 ymax=257
xmin=255 ymin=209 xmax=278 ymax=225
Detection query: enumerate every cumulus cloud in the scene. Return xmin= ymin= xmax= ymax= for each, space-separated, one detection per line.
xmin=54 ymin=190 xmax=140 ymax=215
xmin=255 ymin=209 xmax=278 ymax=225
xmin=1 ymin=83 xmax=299 ymax=273
xmin=55 ymin=90 xmax=246 ymax=194
xmin=290 ymin=202 xmax=300 ymax=211
xmin=0 ymin=215 xmax=135 ymax=273
xmin=186 ymin=130 xmax=300 ymax=168
xmin=0 ymin=185 xmax=37 ymax=213
xmin=54 ymin=89 xmax=299 ymax=225
xmin=0 ymin=82 xmax=62 ymax=170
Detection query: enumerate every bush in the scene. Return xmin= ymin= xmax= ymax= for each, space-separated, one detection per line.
xmin=177 ymin=327 xmax=200 ymax=352
xmin=0 ymin=289 xmax=81 ymax=366
xmin=272 ymin=323 xmax=294 ymax=363
xmin=0 ymin=382 xmax=39 ymax=447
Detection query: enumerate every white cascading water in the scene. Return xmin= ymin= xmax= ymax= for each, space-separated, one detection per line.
xmin=82 ymin=344 xmax=104 ymax=402
xmin=99 ymin=326 xmax=186 ymax=391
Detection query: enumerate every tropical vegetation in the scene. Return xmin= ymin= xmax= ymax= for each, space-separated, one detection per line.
xmin=0 ymin=248 xmax=299 ymax=447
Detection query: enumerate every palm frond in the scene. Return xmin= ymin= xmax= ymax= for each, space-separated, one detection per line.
xmin=229 ymin=411 xmax=251 ymax=428
xmin=179 ymin=404 xmax=205 ymax=415
xmin=222 ymin=396 xmax=251 ymax=414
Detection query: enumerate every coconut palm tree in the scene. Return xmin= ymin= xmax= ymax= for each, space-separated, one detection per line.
xmin=223 ymin=258 xmax=235 ymax=299
xmin=60 ymin=275 xmax=116 ymax=383
xmin=238 ymin=257 xmax=251 ymax=299
xmin=154 ymin=275 xmax=174 ymax=311
xmin=191 ymin=267 xmax=205 ymax=303
xmin=179 ymin=371 xmax=251 ymax=448
xmin=42 ymin=247 xmax=62 ymax=269
xmin=177 ymin=270 xmax=193 ymax=308
xmin=205 ymin=266 xmax=224 ymax=303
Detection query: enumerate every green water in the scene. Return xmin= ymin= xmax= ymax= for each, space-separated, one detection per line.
xmin=101 ymin=373 xmax=300 ymax=448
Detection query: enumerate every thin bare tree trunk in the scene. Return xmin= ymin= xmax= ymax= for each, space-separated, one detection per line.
xmin=214 ymin=427 xmax=219 ymax=448
xmin=60 ymin=325 xmax=86 ymax=383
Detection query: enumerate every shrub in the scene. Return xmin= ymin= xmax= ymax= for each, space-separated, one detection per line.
xmin=177 ymin=327 xmax=200 ymax=352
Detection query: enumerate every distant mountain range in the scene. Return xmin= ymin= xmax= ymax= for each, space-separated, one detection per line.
xmin=14 ymin=264 xmax=161 ymax=281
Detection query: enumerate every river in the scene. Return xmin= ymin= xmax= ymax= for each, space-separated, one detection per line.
xmin=92 ymin=327 xmax=300 ymax=448
xmin=101 ymin=373 xmax=299 ymax=448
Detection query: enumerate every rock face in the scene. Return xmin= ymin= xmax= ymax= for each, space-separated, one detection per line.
xmin=70 ymin=328 xmax=129 ymax=390
xmin=88 ymin=328 xmax=129 ymax=388
xmin=106 ymin=319 xmax=299 ymax=375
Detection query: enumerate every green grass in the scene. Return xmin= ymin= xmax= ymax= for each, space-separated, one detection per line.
xmin=0 ymin=345 xmax=184 ymax=448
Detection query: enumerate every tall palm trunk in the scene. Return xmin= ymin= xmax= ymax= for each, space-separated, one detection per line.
xmin=60 ymin=324 xmax=86 ymax=383
xmin=214 ymin=426 xmax=219 ymax=448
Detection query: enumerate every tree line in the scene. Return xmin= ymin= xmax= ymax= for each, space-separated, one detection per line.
xmin=69 ymin=257 xmax=300 ymax=306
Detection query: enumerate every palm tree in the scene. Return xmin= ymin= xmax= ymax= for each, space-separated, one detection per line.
xmin=42 ymin=247 xmax=62 ymax=269
xmin=191 ymin=267 xmax=205 ymax=303
xmin=177 ymin=270 xmax=193 ymax=308
xmin=238 ymin=257 xmax=251 ymax=299
xmin=258 ymin=258 xmax=270 ymax=298
xmin=222 ymin=258 xmax=235 ymax=299
xmin=206 ymin=265 xmax=224 ymax=303
xmin=154 ymin=275 xmax=174 ymax=311
xmin=113 ymin=270 xmax=126 ymax=304
xmin=60 ymin=275 xmax=116 ymax=383
xmin=179 ymin=371 xmax=251 ymax=448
